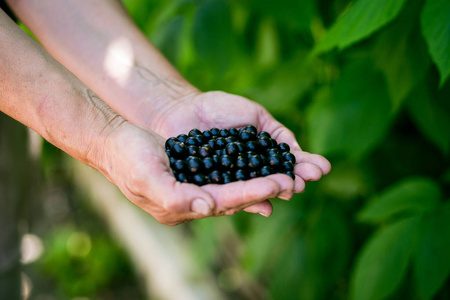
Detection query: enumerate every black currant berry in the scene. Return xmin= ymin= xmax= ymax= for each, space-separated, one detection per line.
xmin=220 ymin=155 xmax=235 ymax=170
xmin=257 ymin=131 xmax=271 ymax=138
xmin=235 ymin=169 xmax=248 ymax=181
xmin=267 ymin=148 xmax=281 ymax=156
xmin=283 ymin=152 xmax=296 ymax=164
xmin=189 ymin=128 xmax=202 ymax=137
xmin=208 ymin=138 xmax=217 ymax=149
xmin=246 ymin=141 xmax=258 ymax=151
xmin=187 ymin=145 xmax=199 ymax=156
xmin=171 ymin=142 xmax=186 ymax=158
xmin=282 ymin=161 xmax=294 ymax=172
xmin=185 ymin=137 xmax=198 ymax=146
xmin=215 ymin=137 xmax=227 ymax=149
xmin=169 ymin=156 xmax=176 ymax=166
xmin=192 ymin=173 xmax=207 ymax=186
xmin=202 ymin=157 xmax=216 ymax=172
xmin=225 ymin=143 xmax=240 ymax=156
xmin=209 ymin=170 xmax=223 ymax=184
xmin=258 ymin=137 xmax=271 ymax=150
xmin=235 ymin=142 xmax=246 ymax=153
xmin=203 ymin=130 xmax=213 ymax=139
xmin=236 ymin=156 xmax=248 ymax=169
xmin=285 ymin=171 xmax=295 ymax=180
xmin=249 ymin=171 xmax=259 ymax=178
xmin=278 ymin=142 xmax=290 ymax=152
xmin=270 ymin=138 xmax=278 ymax=148
xmin=229 ymin=128 xmax=239 ymax=136
xmin=210 ymin=128 xmax=220 ymax=136
xmin=165 ymin=137 xmax=179 ymax=149
xmin=244 ymin=125 xmax=257 ymax=135
xmin=176 ymin=172 xmax=189 ymax=183
xmin=212 ymin=155 xmax=220 ymax=164
xmin=194 ymin=134 xmax=206 ymax=145
xmin=248 ymin=155 xmax=263 ymax=170
xmin=268 ymin=154 xmax=283 ymax=169
xmin=219 ymin=128 xmax=229 ymax=137
xmin=172 ymin=160 xmax=186 ymax=172
xmin=239 ymin=131 xmax=255 ymax=142
xmin=222 ymin=172 xmax=233 ymax=184
xmin=176 ymin=134 xmax=188 ymax=143
xmin=226 ymin=136 xmax=237 ymax=143
xmin=199 ymin=144 xmax=214 ymax=158
xmin=186 ymin=156 xmax=202 ymax=173
xmin=260 ymin=166 xmax=274 ymax=177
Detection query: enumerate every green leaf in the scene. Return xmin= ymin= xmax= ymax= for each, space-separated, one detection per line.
xmin=421 ymin=0 xmax=450 ymax=86
xmin=414 ymin=203 xmax=450 ymax=300
xmin=358 ymin=177 xmax=441 ymax=223
xmin=407 ymin=84 xmax=450 ymax=155
xmin=350 ymin=217 xmax=421 ymax=300
xmin=313 ymin=0 xmax=408 ymax=54
xmin=192 ymin=0 xmax=235 ymax=74
xmin=306 ymin=59 xmax=392 ymax=158
xmin=371 ymin=0 xmax=431 ymax=110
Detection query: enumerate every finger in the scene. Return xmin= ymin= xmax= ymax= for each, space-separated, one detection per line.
xmin=293 ymin=175 xmax=306 ymax=193
xmin=294 ymin=162 xmax=324 ymax=182
xmin=201 ymin=177 xmax=283 ymax=215
xmin=267 ymin=173 xmax=295 ymax=200
xmin=291 ymin=150 xmax=332 ymax=175
xmin=244 ymin=200 xmax=273 ymax=217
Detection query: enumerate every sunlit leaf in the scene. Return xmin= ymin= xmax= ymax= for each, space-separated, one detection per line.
xmin=313 ymin=0 xmax=408 ymax=54
xmin=307 ymin=59 xmax=392 ymax=158
xmin=350 ymin=217 xmax=421 ymax=300
xmin=358 ymin=177 xmax=440 ymax=223
xmin=421 ymin=0 xmax=450 ymax=86
xmin=414 ymin=203 xmax=450 ymax=300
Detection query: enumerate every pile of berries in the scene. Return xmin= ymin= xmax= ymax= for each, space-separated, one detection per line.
xmin=165 ymin=125 xmax=296 ymax=186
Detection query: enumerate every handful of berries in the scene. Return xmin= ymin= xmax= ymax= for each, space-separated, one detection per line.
xmin=165 ymin=125 xmax=296 ymax=186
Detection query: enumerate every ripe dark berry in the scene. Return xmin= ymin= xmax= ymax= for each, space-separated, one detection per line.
xmin=268 ymin=154 xmax=283 ymax=169
xmin=220 ymin=155 xmax=235 ymax=170
xmin=219 ymin=128 xmax=229 ymax=137
xmin=244 ymin=125 xmax=257 ymax=135
xmin=285 ymin=171 xmax=295 ymax=180
xmin=176 ymin=173 xmax=189 ymax=183
xmin=189 ymin=128 xmax=202 ymax=137
xmin=187 ymin=145 xmax=199 ymax=156
xmin=236 ymin=156 xmax=248 ymax=169
xmin=177 ymin=134 xmax=188 ymax=143
xmin=282 ymin=161 xmax=294 ymax=172
xmin=225 ymin=143 xmax=240 ymax=156
xmin=215 ymin=137 xmax=227 ymax=149
xmin=247 ymin=151 xmax=257 ymax=159
xmin=239 ymin=131 xmax=255 ymax=142
xmin=229 ymin=128 xmax=239 ymax=136
xmin=208 ymin=138 xmax=217 ymax=149
xmin=166 ymin=149 xmax=172 ymax=157
xmin=165 ymin=137 xmax=179 ymax=149
xmin=172 ymin=160 xmax=186 ymax=172
xmin=248 ymin=155 xmax=263 ymax=170
xmin=270 ymin=138 xmax=278 ymax=148
xmin=249 ymin=171 xmax=259 ymax=178
xmin=169 ymin=156 xmax=176 ymax=166
xmin=185 ymin=137 xmax=198 ymax=146
xmin=258 ymin=131 xmax=271 ymax=138
xmin=202 ymin=157 xmax=216 ymax=172
xmin=199 ymin=144 xmax=214 ymax=158
xmin=222 ymin=173 xmax=233 ymax=184
xmin=192 ymin=173 xmax=207 ymax=186
xmin=210 ymin=128 xmax=220 ymax=136
xmin=260 ymin=166 xmax=274 ymax=176
xmin=203 ymin=130 xmax=213 ymax=139
xmin=246 ymin=141 xmax=258 ymax=151
xmin=258 ymin=137 xmax=271 ymax=150
xmin=194 ymin=134 xmax=206 ymax=145
xmin=235 ymin=169 xmax=248 ymax=181
xmin=283 ymin=152 xmax=296 ymax=164
xmin=186 ymin=156 xmax=202 ymax=173
xmin=209 ymin=170 xmax=223 ymax=184
xmin=212 ymin=155 xmax=220 ymax=164
xmin=278 ymin=142 xmax=290 ymax=152
xmin=235 ymin=142 xmax=246 ymax=153
xmin=171 ymin=142 xmax=186 ymax=158
xmin=267 ymin=148 xmax=281 ymax=156
xmin=226 ymin=136 xmax=237 ymax=143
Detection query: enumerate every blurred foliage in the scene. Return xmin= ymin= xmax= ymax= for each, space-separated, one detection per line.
xmin=120 ymin=0 xmax=450 ymax=299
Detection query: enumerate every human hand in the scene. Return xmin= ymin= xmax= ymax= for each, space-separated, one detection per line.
xmin=98 ymin=122 xmax=297 ymax=224
xmin=149 ymin=90 xmax=331 ymax=188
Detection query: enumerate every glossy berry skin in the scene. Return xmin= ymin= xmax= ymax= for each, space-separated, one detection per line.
xmin=212 ymin=155 xmax=220 ymax=164
xmin=202 ymin=157 xmax=216 ymax=172
xmin=165 ymin=137 xmax=179 ymax=149
xmin=219 ymin=129 xmax=229 ymax=137
xmin=199 ymin=144 xmax=214 ymax=158
xmin=229 ymin=128 xmax=239 ymax=136
xmin=278 ymin=142 xmax=290 ymax=152
xmin=185 ymin=137 xmax=198 ymax=146
xmin=225 ymin=143 xmax=240 ymax=156
xmin=235 ymin=142 xmax=246 ymax=153
xmin=194 ymin=135 xmax=206 ymax=145
xmin=171 ymin=142 xmax=186 ymax=158
xmin=207 ymin=138 xmax=217 ymax=149
xmin=172 ymin=160 xmax=186 ymax=172
xmin=283 ymin=152 xmax=296 ymax=164
xmin=248 ymin=155 xmax=263 ymax=170
xmin=257 ymin=137 xmax=271 ymax=150
xmin=236 ymin=156 xmax=248 ymax=169
xmin=222 ymin=173 xmax=233 ymax=184
xmin=260 ymin=166 xmax=274 ymax=177
xmin=270 ymin=138 xmax=278 ymax=148
xmin=187 ymin=145 xmax=199 ymax=156
xmin=267 ymin=148 xmax=281 ymax=156
xmin=189 ymin=128 xmax=202 ymax=137
xmin=282 ymin=161 xmax=294 ymax=172
xmin=215 ymin=137 xmax=227 ymax=149
xmin=235 ymin=169 xmax=248 ymax=181
xmin=246 ymin=141 xmax=258 ymax=151
xmin=268 ymin=154 xmax=284 ymax=169
xmin=176 ymin=173 xmax=189 ymax=183
xmin=210 ymin=128 xmax=220 ymax=136
xmin=246 ymin=151 xmax=257 ymax=159
xmin=226 ymin=136 xmax=237 ymax=143
xmin=203 ymin=130 xmax=213 ymax=139
xmin=285 ymin=171 xmax=295 ymax=180
xmin=249 ymin=171 xmax=259 ymax=178
xmin=220 ymin=155 xmax=235 ymax=170
xmin=244 ymin=125 xmax=257 ymax=135
xmin=239 ymin=131 xmax=255 ymax=143
xmin=209 ymin=170 xmax=223 ymax=184
xmin=169 ymin=156 xmax=176 ymax=166
xmin=177 ymin=134 xmax=188 ymax=143
xmin=192 ymin=173 xmax=207 ymax=186
xmin=258 ymin=131 xmax=271 ymax=138
xmin=186 ymin=156 xmax=202 ymax=173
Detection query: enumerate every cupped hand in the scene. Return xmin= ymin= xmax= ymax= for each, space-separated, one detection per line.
xmin=149 ymin=91 xmax=331 ymax=201
xmin=98 ymin=122 xmax=296 ymax=225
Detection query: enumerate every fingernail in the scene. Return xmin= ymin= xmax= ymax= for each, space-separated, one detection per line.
xmin=191 ymin=199 xmax=211 ymax=215
xmin=259 ymin=212 xmax=269 ymax=217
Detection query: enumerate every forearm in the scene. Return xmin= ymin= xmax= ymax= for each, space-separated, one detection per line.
xmin=6 ymin=0 xmax=197 ymax=129
xmin=0 ymin=9 xmax=123 ymax=172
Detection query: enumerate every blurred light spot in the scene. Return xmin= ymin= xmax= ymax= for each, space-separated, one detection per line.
xmin=67 ymin=232 xmax=92 ymax=257
xmin=44 ymin=188 xmax=70 ymax=221
xmin=27 ymin=128 xmax=42 ymax=159
xmin=218 ymin=267 xmax=243 ymax=292
xmin=103 ymin=37 xmax=134 ymax=86
xmin=21 ymin=234 xmax=44 ymax=264
xmin=21 ymin=272 xmax=32 ymax=300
